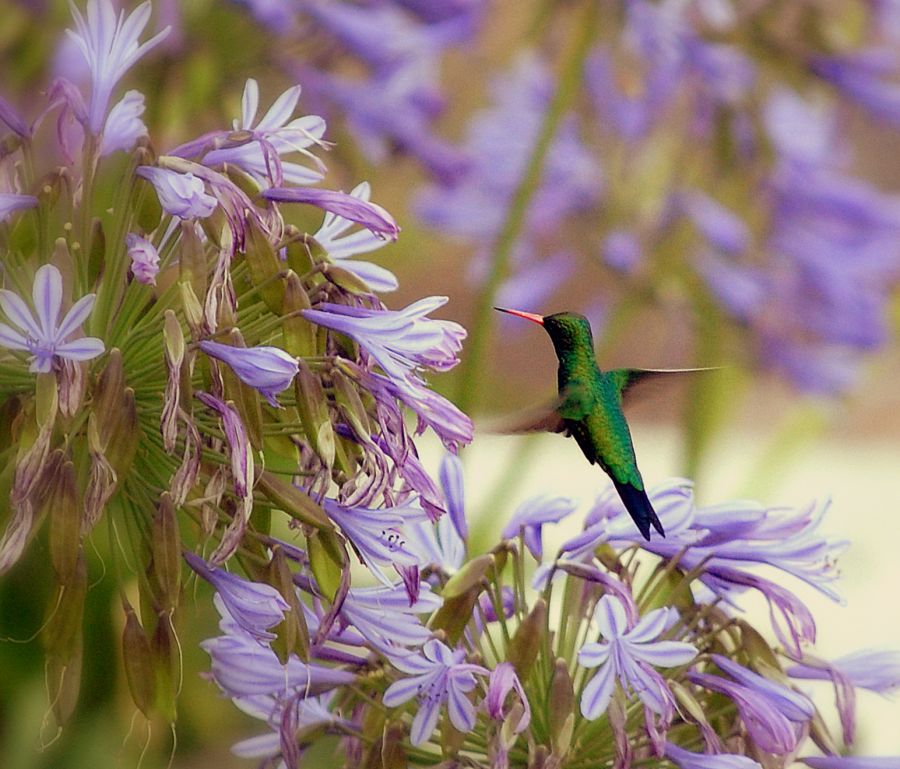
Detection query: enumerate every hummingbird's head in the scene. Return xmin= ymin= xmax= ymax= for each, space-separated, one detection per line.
xmin=493 ymin=308 xmax=594 ymax=355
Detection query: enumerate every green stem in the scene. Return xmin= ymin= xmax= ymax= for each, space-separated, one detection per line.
xmin=455 ymin=1 xmax=599 ymax=414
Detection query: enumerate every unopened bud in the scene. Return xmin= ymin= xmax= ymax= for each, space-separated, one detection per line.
xmin=49 ymin=459 xmax=80 ymax=585
xmin=295 ymin=362 xmax=335 ymax=468
xmin=121 ymin=599 xmax=155 ymax=717
xmin=307 ymin=527 xmax=348 ymax=603
xmin=43 ymin=553 xmax=87 ymax=664
xmin=245 ymin=218 xmax=285 ymax=313
xmin=268 ymin=546 xmax=310 ymax=662
xmin=548 ymin=660 xmax=575 ymax=758
xmin=256 ymin=470 xmax=331 ymax=530
xmin=152 ymin=612 xmax=178 ymax=723
xmin=162 ymin=311 xmax=185 ymax=453
xmin=282 ymin=272 xmax=316 ymax=358
xmin=331 ymin=369 xmax=372 ymax=440
xmin=179 ymin=281 xmax=204 ymax=338
xmin=507 ymin=598 xmax=547 ymax=679
xmin=169 ymin=412 xmax=201 ymax=506
xmin=179 ymin=221 xmax=207 ymax=297
xmin=151 ymin=493 xmax=181 ymax=610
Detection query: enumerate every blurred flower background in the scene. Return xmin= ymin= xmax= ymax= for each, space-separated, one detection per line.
xmin=2 ymin=0 xmax=900 ymax=767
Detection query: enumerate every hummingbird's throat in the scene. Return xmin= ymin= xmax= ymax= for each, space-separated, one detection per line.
xmin=493 ymin=307 xmax=545 ymax=325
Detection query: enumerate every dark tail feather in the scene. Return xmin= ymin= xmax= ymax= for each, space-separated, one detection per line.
xmin=612 ymin=481 xmax=665 ymax=540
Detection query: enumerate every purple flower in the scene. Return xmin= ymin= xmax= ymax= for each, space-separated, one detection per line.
xmin=438 ymin=452 xmax=466 ymax=540
xmin=0 ymin=95 xmax=30 ymax=138
xmin=486 ymin=662 xmax=530 ymax=731
xmin=0 ymin=264 xmax=104 ymax=372
xmin=263 ymin=186 xmax=399 ymax=241
xmin=202 ymin=629 xmax=355 ymax=699
xmin=688 ymin=666 xmax=807 ymax=754
xmin=383 ymin=638 xmax=488 ymax=746
xmin=201 ymin=78 xmax=326 ymax=188
xmin=325 ymin=582 xmax=441 ymax=650
xmin=99 ymin=89 xmax=147 ymax=156
xmin=813 ymin=48 xmax=900 ymax=126
xmin=312 ymin=181 xmax=399 ymax=292
xmin=125 ymin=232 xmax=160 ymax=285
xmin=184 ymin=552 xmax=289 ymax=643
xmin=664 ymin=743 xmax=763 ymax=769
xmin=0 ymin=193 xmax=38 ymax=223
xmin=406 ymin=454 xmax=467 ymax=573
xmin=711 ymin=655 xmax=814 ymax=722
xmin=603 ymin=231 xmax=642 ymax=273
xmin=579 ymin=595 xmax=697 ymax=719
xmin=303 ymin=297 xmax=465 ymax=393
xmin=416 ymin=52 xmax=601 ymax=242
xmin=501 ymin=495 xmax=577 ymax=560
xmin=563 ymin=479 xmax=845 ymax=651
xmin=322 ymin=498 xmax=426 ymax=588
xmin=136 ymin=166 xmax=218 ymax=219
xmin=66 ymin=0 xmax=170 ymax=134
xmin=198 ymin=340 xmax=298 ymax=407
xmin=789 ymin=649 xmax=900 ymax=695
xmin=680 ymin=190 xmax=749 ymax=255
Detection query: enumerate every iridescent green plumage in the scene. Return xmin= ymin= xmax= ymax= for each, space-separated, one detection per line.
xmin=494 ymin=308 xmax=698 ymax=540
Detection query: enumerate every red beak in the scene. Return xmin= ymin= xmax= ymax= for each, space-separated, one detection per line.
xmin=493 ymin=307 xmax=545 ymax=325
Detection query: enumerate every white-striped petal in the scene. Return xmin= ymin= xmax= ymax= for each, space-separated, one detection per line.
xmin=594 ymin=595 xmax=628 ymax=640
xmin=626 ymin=639 xmax=697 ymax=668
xmin=55 ymin=293 xmax=97 ymax=340
xmin=0 ymin=322 xmax=29 ymax=350
xmin=409 ymin=694 xmax=442 ymax=746
xmin=0 ymin=289 xmax=41 ymax=339
xmin=32 ymin=264 xmax=62 ymax=338
xmin=55 ymin=337 xmax=105 ymax=361
xmin=580 ymin=661 xmax=616 ymax=720
xmin=446 ymin=679 xmax=476 ymax=732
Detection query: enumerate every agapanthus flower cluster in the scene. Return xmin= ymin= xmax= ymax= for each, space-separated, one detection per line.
xmin=0 ymin=0 xmax=470 ymax=729
xmin=192 ymin=453 xmax=900 ymax=768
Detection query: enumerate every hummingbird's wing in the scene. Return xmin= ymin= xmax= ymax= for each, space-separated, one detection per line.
xmin=482 ymin=383 xmax=595 ymax=435
xmin=608 ymin=367 xmax=722 ymax=407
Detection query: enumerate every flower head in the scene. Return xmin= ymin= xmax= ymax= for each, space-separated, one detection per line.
xmin=0 ymin=264 xmax=104 ymax=372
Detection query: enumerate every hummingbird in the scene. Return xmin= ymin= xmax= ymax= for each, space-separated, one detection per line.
xmin=493 ymin=307 xmax=714 ymax=541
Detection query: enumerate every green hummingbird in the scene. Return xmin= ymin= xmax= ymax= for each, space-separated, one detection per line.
xmin=493 ymin=307 xmax=714 ymax=541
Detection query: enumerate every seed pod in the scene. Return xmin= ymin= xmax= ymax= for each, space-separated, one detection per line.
xmin=43 ymin=553 xmax=87 ymax=664
xmin=324 ymin=264 xmax=371 ymax=294
xmin=121 ymin=598 xmax=155 ymax=717
xmin=268 ymin=546 xmax=310 ymax=662
xmin=48 ymin=459 xmax=80 ymax=585
xmin=295 ymin=362 xmax=335 ymax=469
xmin=178 ymin=220 xmax=207 ymax=296
xmin=91 ymin=350 xmax=124 ymax=449
xmin=308 ymin=528 xmax=347 ymax=602
xmin=285 ymin=231 xmax=326 ymax=276
xmin=132 ymin=172 xmax=162 ymax=232
xmin=179 ymin=281 xmax=205 ymax=338
xmin=245 ymin=218 xmax=285 ymax=313
xmin=330 ymin=369 xmax=372 ymax=439
xmin=46 ymin=647 xmax=83 ymax=728
xmin=256 ymin=470 xmax=331 ymax=529
xmin=152 ymin=612 xmax=178 ymax=723
xmin=282 ymin=271 xmax=316 ymax=358
xmin=441 ymin=555 xmax=493 ymax=599
xmin=548 ymin=660 xmax=575 ymax=758
xmin=151 ymin=493 xmax=181 ymax=611
xmin=507 ymin=598 xmax=547 ymax=679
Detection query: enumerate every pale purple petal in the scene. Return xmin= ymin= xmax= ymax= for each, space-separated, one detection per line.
xmin=0 ymin=323 xmax=28 ymax=350
xmin=55 ymin=293 xmax=97 ymax=340
xmin=54 ymin=338 xmax=105 ymax=361
xmin=626 ymin=640 xmax=697 ymax=668
xmin=594 ymin=595 xmax=629 ymax=640
xmin=578 ymin=641 xmax=611 ymax=669
xmin=580 ymin=660 xmax=616 ymax=719
xmin=665 ymin=742 xmax=763 ymax=769
xmin=446 ymin=677 xmax=476 ymax=732
xmin=31 ymin=264 xmax=63 ymax=340
xmin=409 ymin=693 xmax=442 ymax=746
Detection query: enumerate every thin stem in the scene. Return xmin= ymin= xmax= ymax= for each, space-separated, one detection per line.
xmin=455 ymin=0 xmax=600 ymax=414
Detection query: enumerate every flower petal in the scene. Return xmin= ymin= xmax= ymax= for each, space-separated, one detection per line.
xmin=0 ymin=322 xmax=29 ymax=350
xmin=55 ymin=293 xmax=97 ymax=341
xmin=580 ymin=660 xmax=616 ymax=720
xmin=626 ymin=640 xmax=697 ymax=668
xmin=409 ymin=693 xmax=442 ymax=746
xmin=0 ymin=289 xmax=41 ymax=339
xmin=594 ymin=594 xmax=628 ymax=640
xmin=55 ymin=337 xmax=105 ymax=361
xmin=32 ymin=264 xmax=62 ymax=340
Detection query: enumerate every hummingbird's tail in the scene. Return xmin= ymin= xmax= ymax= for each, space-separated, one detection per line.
xmin=612 ymin=480 xmax=665 ymax=540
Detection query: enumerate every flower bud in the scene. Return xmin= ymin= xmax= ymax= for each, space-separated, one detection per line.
xmin=282 ymin=271 xmax=316 ymax=358
xmin=245 ymin=218 xmax=285 ymax=313
xmin=126 ymin=232 xmax=160 ymax=285
xmin=548 ymin=659 xmax=575 ymax=758
xmin=43 ymin=552 xmax=87 ymax=664
xmin=507 ymin=598 xmax=547 ymax=679
xmin=331 ymin=368 xmax=372 ymax=440
xmin=256 ymin=470 xmax=331 ymax=530
xmin=151 ymin=493 xmax=181 ymax=611
xmin=295 ymin=362 xmax=336 ymax=469
xmin=217 ymin=331 xmax=264 ymax=450
xmin=178 ymin=221 xmax=208 ymax=297
xmin=49 ymin=459 xmax=80 ymax=585
xmin=267 ymin=545 xmax=310 ymax=662
xmin=151 ymin=612 xmax=178 ymax=723
xmin=307 ymin=527 xmax=348 ymax=603
xmin=132 ymin=170 xmax=163 ymax=232
xmin=161 ymin=310 xmax=185 ymax=452
xmin=121 ymin=598 xmax=155 ymax=717
xmin=179 ymin=280 xmax=205 ymax=338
